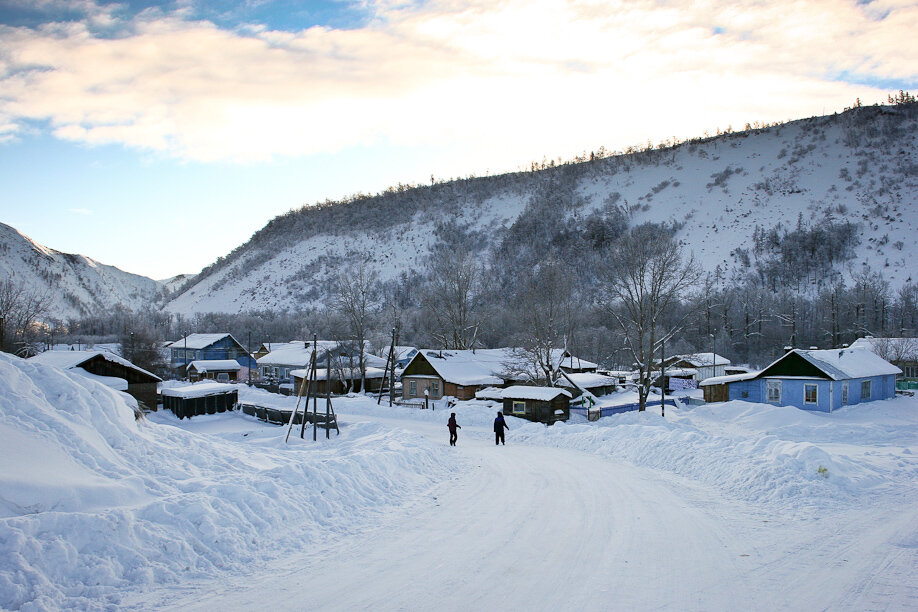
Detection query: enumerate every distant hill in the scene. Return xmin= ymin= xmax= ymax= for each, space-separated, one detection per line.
xmin=0 ymin=222 xmax=165 ymax=320
xmin=164 ymin=103 xmax=918 ymax=315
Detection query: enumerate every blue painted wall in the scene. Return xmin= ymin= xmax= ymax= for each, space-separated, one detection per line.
xmin=728 ymin=374 xmax=897 ymax=411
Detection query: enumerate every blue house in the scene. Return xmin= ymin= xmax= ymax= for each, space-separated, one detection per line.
xmin=701 ymin=347 xmax=901 ymax=412
xmin=165 ymin=333 xmax=249 ymax=378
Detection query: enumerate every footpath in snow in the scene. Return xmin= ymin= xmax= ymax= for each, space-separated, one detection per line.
xmin=1 ymin=352 xmax=917 ymax=610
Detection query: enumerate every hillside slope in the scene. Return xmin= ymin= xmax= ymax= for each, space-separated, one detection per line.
xmin=0 ymin=222 xmax=164 ymax=319
xmin=165 ymin=104 xmax=918 ymax=315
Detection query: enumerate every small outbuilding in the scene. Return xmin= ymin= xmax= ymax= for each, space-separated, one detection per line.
xmin=186 ymin=359 xmax=243 ymax=382
xmin=161 ymin=383 xmax=238 ymax=419
xmin=501 ymin=386 xmax=571 ymax=424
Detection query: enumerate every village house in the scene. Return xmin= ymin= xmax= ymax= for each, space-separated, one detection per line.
xmin=700 ymin=347 xmax=900 ymax=411
xmin=165 ymin=333 xmax=250 ymax=378
xmin=660 ymin=353 xmax=731 ymax=383
xmin=501 ymin=386 xmax=571 ymax=424
xmin=290 ymin=367 xmax=386 ymax=395
xmin=400 ymin=348 xmax=595 ymax=402
xmin=257 ymin=340 xmax=386 ymax=389
xmin=558 ymin=372 xmax=619 ymax=398
xmin=29 ymin=349 xmax=161 ymax=412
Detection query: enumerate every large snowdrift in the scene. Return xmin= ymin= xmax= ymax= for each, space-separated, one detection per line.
xmin=0 ymin=354 xmax=456 ymax=611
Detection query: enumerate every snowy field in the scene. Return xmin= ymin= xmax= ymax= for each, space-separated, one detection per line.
xmin=2 ymin=353 xmax=917 ymax=611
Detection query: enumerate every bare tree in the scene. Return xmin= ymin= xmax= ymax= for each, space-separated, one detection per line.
xmin=599 ymin=226 xmax=699 ymax=410
xmin=421 ymin=246 xmax=486 ymax=350
xmin=506 ymin=257 xmax=577 ymax=385
xmin=0 ymin=278 xmax=51 ymax=356
xmin=331 ymin=262 xmax=379 ymax=392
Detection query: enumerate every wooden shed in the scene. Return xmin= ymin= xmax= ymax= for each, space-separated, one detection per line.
xmin=501 ymin=385 xmax=571 ymax=424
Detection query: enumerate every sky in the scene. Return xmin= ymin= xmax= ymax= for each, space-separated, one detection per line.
xmin=0 ymin=0 xmax=916 ymax=281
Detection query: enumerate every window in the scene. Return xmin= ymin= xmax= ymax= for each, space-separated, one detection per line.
xmin=905 ymin=365 xmax=918 ymax=379
xmin=861 ymin=380 xmax=871 ymax=400
xmin=804 ymin=383 xmax=818 ymax=404
xmin=409 ymin=380 xmax=417 ymax=397
xmin=431 ymin=381 xmax=440 ymax=398
xmin=765 ymin=380 xmax=782 ymax=404
xmin=216 ymin=372 xmax=229 ymax=382
xmin=841 ymin=382 xmax=849 ymax=405
xmin=512 ymin=401 xmax=526 ymax=415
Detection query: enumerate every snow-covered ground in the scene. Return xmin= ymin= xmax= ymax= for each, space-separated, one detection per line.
xmin=2 ymin=352 xmax=917 ymax=610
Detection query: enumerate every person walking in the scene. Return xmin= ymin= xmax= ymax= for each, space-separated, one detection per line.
xmin=447 ymin=412 xmax=461 ymax=446
xmin=494 ymin=411 xmax=509 ymax=445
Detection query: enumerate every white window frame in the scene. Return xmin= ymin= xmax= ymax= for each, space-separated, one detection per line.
xmin=804 ymin=383 xmax=818 ymax=405
xmin=512 ymin=400 xmax=526 ymax=415
xmin=765 ymin=380 xmax=782 ymax=404
xmin=216 ymin=372 xmax=230 ymax=382
xmin=408 ymin=380 xmax=417 ymax=397
xmin=431 ymin=380 xmax=440 ymax=398
xmin=861 ymin=380 xmax=872 ymax=400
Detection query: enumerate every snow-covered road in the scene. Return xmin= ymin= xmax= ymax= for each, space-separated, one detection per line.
xmin=146 ymin=423 xmax=741 ymax=610
xmin=132 ymin=411 xmax=918 ymax=612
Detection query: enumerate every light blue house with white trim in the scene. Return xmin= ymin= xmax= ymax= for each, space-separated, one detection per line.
xmin=700 ymin=347 xmax=901 ymax=412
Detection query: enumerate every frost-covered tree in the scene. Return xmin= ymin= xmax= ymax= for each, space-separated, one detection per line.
xmin=421 ymin=246 xmax=487 ymax=350
xmin=331 ymin=262 xmax=380 ymax=392
xmin=599 ymin=226 xmax=699 ymax=411
xmin=505 ymin=257 xmax=577 ymax=385
xmin=0 ymin=278 xmax=50 ymax=356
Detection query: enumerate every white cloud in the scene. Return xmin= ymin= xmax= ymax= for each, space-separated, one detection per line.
xmin=0 ymin=0 xmax=915 ymax=166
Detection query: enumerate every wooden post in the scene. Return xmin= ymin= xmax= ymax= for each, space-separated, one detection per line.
xmin=377 ymin=327 xmax=395 ymax=405
xmin=660 ymin=336 xmax=666 ymax=418
xmin=390 ymin=326 xmax=399 ymax=407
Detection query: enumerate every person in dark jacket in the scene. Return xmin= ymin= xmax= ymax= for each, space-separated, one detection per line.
xmin=447 ymin=413 xmax=461 ymax=446
xmin=494 ymin=411 xmax=509 ymax=445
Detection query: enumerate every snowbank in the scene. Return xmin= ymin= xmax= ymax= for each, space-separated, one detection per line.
xmin=0 ymin=354 xmax=457 ymax=611
xmin=510 ymin=398 xmax=918 ymax=512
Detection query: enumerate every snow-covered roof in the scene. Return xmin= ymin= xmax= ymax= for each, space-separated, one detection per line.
xmin=29 ymin=349 xmax=161 ymax=381
xmin=406 ymin=348 xmax=595 ymax=387
xmin=553 ymin=350 xmax=598 ymax=371
xmin=258 ymin=341 xmax=386 ymax=368
xmin=671 ymin=353 xmax=731 ymax=367
xmin=705 ymin=348 xmax=902 ymax=385
xmin=501 ymin=386 xmax=572 ymax=401
xmin=474 ymin=386 xmax=505 ymax=400
xmin=290 ymin=367 xmax=385 ymax=381
xmin=789 ymin=347 xmax=901 ymax=380
xmin=165 ymin=333 xmax=238 ymax=350
xmin=699 ymin=372 xmax=759 ymax=386
xmin=187 ymin=360 xmax=243 ymax=372
xmin=411 ymin=349 xmax=512 ymax=386
xmin=73 ymin=368 xmax=129 ymax=391
xmin=558 ymin=373 xmax=618 ymax=389
xmin=161 ymin=383 xmax=238 ymax=399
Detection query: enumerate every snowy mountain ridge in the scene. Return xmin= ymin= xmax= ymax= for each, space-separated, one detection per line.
xmin=165 ymin=104 xmax=918 ymax=315
xmin=0 ymin=221 xmax=165 ymax=319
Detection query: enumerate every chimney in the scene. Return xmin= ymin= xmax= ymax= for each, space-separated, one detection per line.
xmin=783 ymin=346 xmax=793 ymax=354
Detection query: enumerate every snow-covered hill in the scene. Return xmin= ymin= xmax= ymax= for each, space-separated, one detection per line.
xmin=165 ymin=104 xmax=918 ymax=315
xmin=0 ymin=222 xmax=164 ymax=319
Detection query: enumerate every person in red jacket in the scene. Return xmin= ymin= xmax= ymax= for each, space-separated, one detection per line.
xmin=447 ymin=413 xmax=461 ymax=446
xmin=494 ymin=411 xmax=509 ymax=445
